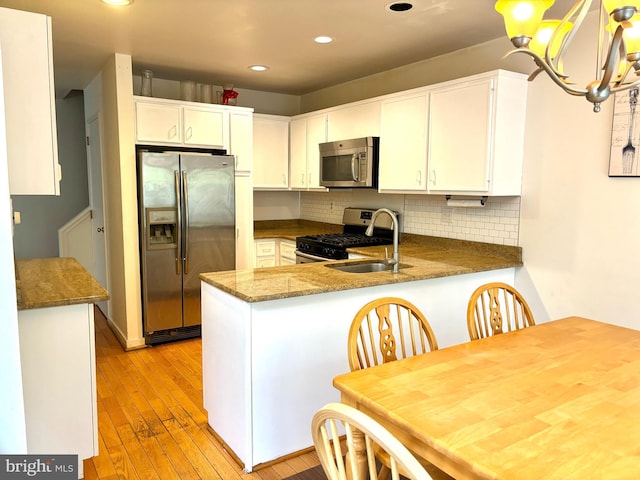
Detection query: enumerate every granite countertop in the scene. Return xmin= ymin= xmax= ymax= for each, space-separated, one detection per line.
xmin=201 ymin=222 xmax=523 ymax=303
xmin=253 ymin=219 xmax=343 ymax=240
xmin=16 ymin=257 xmax=110 ymax=310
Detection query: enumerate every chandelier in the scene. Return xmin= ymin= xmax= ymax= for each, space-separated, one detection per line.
xmin=495 ymin=0 xmax=640 ymax=112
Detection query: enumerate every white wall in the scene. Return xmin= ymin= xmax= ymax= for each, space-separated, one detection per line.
xmin=84 ymin=54 xmax=144 ymax=349
xmin=517 ymin=12 xmax=640 ymax=329
xmin=132 ymin=75 xmax=301 ymax=116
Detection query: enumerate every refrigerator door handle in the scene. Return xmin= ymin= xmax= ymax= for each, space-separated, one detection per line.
xmin=174 ymin=170 xmax=182 ymax=275
xmin=182 ymin=170 xmax=190 ymax=274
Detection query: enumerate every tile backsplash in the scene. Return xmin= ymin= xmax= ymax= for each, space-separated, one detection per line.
xmin=300 ymin=192 xmax=520 ymax=246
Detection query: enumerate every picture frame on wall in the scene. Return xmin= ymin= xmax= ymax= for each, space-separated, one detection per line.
xmin=609 ymin=87 xmax=640 ymax=177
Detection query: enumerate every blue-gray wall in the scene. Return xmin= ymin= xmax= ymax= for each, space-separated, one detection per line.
xmin=12 ymin=92 xmax=89 ymax=258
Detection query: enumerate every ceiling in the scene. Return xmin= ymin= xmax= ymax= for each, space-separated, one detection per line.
xmin=0 ymin=0 xmax=582 ymax=98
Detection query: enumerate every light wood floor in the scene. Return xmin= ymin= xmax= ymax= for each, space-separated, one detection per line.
xmin=84 ymin=308 xmax=320 ymax=480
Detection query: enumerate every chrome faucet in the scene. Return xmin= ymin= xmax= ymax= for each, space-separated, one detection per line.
xmin=365 ymin=208 xmax=399 ymax=273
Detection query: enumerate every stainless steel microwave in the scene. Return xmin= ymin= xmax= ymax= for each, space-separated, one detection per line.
xmin=319 ymin=136 xmax=379 ymax=188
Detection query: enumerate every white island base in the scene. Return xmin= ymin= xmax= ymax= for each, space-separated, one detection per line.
xmin=201 ymin=268 xmax=515 ymax=471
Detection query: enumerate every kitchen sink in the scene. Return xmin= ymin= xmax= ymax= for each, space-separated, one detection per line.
xmin=325 ymin=260 xmax=409 ymax=274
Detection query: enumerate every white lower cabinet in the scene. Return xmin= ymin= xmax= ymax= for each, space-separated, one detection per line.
xmin=427 ymin=70 xmax=527 ymax=195
xmin=254 ymin=238 xmax=297 ymax=268
xmin=255 ymin=239 xmax=277 ymax=268
xmin=18 ymin=303 xmax=97 ymax=479
xmin=202 ymin=267 xmax=516 ymax=470
xmin=279 ymin=240 xmax=296 ymax=265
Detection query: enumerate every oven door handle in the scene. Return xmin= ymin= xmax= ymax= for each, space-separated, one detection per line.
xmin=295 ymin=251 xmax=330 ymax=262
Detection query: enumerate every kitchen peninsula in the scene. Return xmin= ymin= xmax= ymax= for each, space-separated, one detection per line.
xmin=200 ymin=226 xmax=522 ymax=472
xmin=16 ymin=257 xmax=109 ymax=479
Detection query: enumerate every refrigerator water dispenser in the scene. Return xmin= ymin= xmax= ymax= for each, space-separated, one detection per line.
xmin=146 ymin=208 xmax=177 ymax=249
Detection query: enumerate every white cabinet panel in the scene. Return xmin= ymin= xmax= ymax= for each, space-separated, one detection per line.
xmin=379 ymin=94 xmax=428 ymax=192
xmin=428 ymin=79 xmax=492 ymax=192
xmin=253 ymin=114 xmax=289 ymax=189
xmin=229 ymin=110 xmax=253 ymax=173
xmin=305 ymin=114 xmax=328 ymax=190
xmin=135 ymin=101 xmax=182 ymax=144
xmin=19 ymin=303 xmax=97 ymax=478
xmin=235 ymin=175 xmax=254 ymax=270
xmin=289 ymin=117 xmax=307 ymax=189
xmin=0 ymin=7 xmax=60 ymax=195
xmin=134 ymin=97 xmax=253 ymax=158
xmin=183 ymin=106 xmax=227 ymax=147
xmin=427 ymin=71 xmax=527 ymax=195
xmin=289 ymin=114 xmax=327 ymax=191
xmin=327 ymin=101 xmax=381 ymax=141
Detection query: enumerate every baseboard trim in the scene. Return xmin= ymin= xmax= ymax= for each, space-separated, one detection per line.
xmin=205 ymin=423 xmax=316 ymax=473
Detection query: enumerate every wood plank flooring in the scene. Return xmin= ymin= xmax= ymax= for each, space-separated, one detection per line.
xmin=84 ymin=308 xmax=321 ymax=480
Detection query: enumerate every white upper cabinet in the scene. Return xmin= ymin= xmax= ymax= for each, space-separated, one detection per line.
xmin=378 ymin=93 xmax=429 ymax=192
xmin=134 ymin=96 xmax=254 ymax=160
xmin=0 ymin=7 xmax=60 ymax=195
xmin=290 ymin=113 xmax=327 ymax=191
xmin=253 ymin=114 xmax=289 ymax=189
xmin=134 ymin=100 xmax=183 ymax=144
xmin=183 ymin=105 xmax=227 ymax=147
xmin=426 ymin=70 xmax=527 ymax=195
xmin=326 ymin=101 xmax=381 ymax=141
xmin=135 ymin=97 xmax=230 ymax=149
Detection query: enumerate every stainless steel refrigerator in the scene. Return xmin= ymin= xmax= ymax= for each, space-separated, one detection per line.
xmin=137 ymin=146 xmax=235 ymax=344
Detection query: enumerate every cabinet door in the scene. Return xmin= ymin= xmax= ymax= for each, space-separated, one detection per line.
xmin=0 ymin=8 xmax=60 ymax=195
xmin=253 ymin=114 xmax=289 ymax=189
xmin=289 ymin=117 xmax=307 ymax=189
xmin=427 ymin=79 xmax=493 ymax=193
xmin=255 ymin=239 xmax=277 ymax=268
xmin=229 ymin=110 xmax=253 ymax=173
xmin=327 ymin=102 xmax=381 ymax=141
xmin=183 ymin=106 xmax=227 ymax=147
xmin=305 ymin=114 xmax=328 ymax=190
xmin=135 ymin=101 xmax=182 ymax=144
xmin=379 ymin=94 xmax=428 ymax=191
xmin=279 ymin=240 xmax=296 ymax=265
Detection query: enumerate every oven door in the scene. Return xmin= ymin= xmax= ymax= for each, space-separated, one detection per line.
xmin=295 ymin=251 xmax=331 ymax=264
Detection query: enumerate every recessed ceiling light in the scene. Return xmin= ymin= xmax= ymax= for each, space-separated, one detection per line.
xmin=101 ymin=0 xmax=133 ymax=5
xmin=249 ymin=65 xmax=269 ymax=72
xmin=386 ymin=2 xmax=413 ymax=12
xmin=314 ymin=36 xmax=333 ymax=44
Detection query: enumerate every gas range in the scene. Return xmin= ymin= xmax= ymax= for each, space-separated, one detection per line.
xmin=295 ymin=208 xmax=398 ymax=261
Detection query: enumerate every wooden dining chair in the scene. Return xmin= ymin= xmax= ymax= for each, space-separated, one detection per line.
xmin=347 ymin=297 xmax=439 ymax=372
xmin=467 ymin=282 xmax=535 ymax=340
xmin=311 ymin=402 xmax=434 ymax=480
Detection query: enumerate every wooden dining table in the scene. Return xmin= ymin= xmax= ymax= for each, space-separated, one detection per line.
xmin=333 ymin=316 xmax=640 ymax=480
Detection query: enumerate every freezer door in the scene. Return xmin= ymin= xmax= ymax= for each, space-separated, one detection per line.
xmin=181 ymin=154 xmax=236 ymax=327
xmin=139 ymin=151 xmax=184 ymax=333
